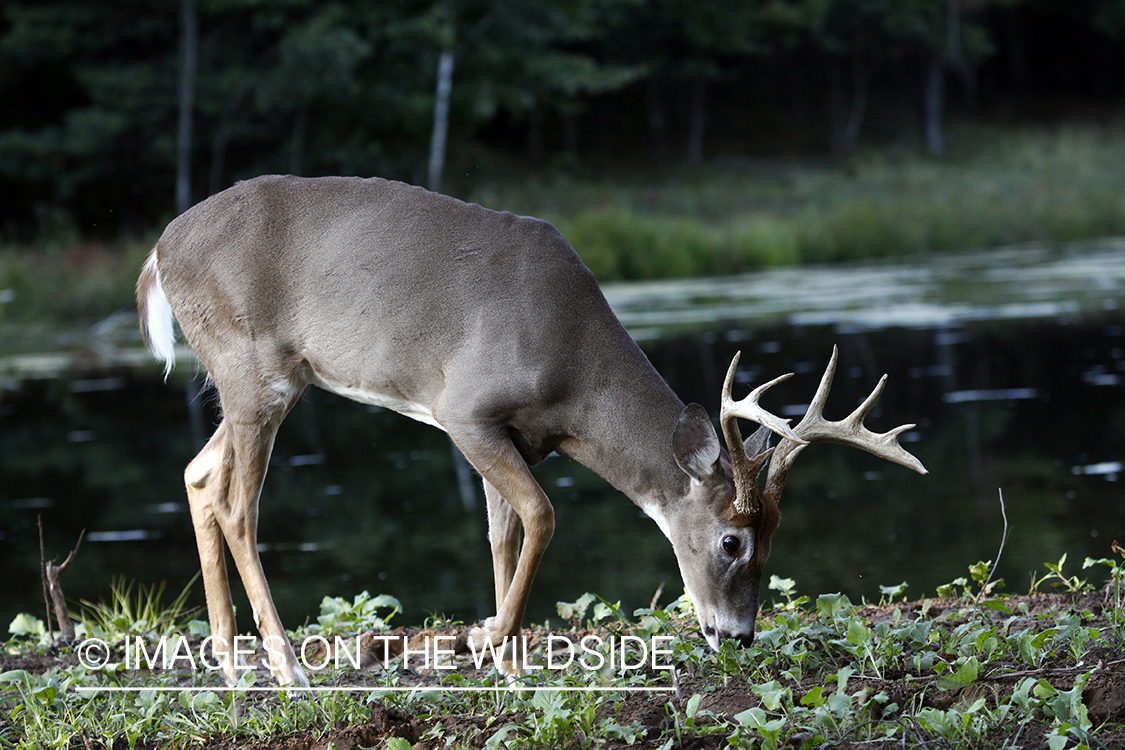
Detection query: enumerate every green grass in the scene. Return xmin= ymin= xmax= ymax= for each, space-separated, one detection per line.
xmin=3 ymin=123 xmax=1125 ymax=324
xmin=464 ymin=122 xmax=1125 ymax=280
xmin=2 ymin=552 xmax=1123 ymax=749
xmin=0 ymin=240 xmax=150 ymax=325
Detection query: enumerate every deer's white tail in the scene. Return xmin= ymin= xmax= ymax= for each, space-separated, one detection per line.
xmin=137 ymin=248 xmax=176 ymax=379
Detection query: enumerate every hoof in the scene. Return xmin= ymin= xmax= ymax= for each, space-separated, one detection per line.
xmin=467 ymin=623 xmax=524 ymax=677
xmin=274 ymin=662 xmax=310 ymax=688
xmin=223 ymin=665 xmax=258 ymax=688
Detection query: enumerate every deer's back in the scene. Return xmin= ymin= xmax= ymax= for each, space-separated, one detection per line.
xmin=156 ymin=175 xmax=657 ymax=438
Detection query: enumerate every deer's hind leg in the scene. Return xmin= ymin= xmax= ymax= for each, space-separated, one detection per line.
xmin=184 ymin=420 xmax=243 ymax=683
xmin=184 ymin=372 xmax=308 ymax=686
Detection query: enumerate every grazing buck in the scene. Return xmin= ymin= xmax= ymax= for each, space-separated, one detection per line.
xmin=137 ymin=175 xmax=926 ymax=686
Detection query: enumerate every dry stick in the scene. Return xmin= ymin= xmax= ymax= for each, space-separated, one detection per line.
xmin=44 ymin=529 xmax=86 ymax=642
xmin=37 ymin=516 xmax=52 ymax=640
xmin=982 ymin=657 xmax=1125 ymax=682
xmin=853 ymin=657 xmax=1125 ymax=686
xmin=975 ymin=488 xmax=1010 ymax=605
xmin=649 ymin=581 xmax=665 ymax=610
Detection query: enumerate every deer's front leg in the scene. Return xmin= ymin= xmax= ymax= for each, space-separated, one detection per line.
xmin=452 ymin=432 xmax=555 ymax=675
xmin=484 ymin=480 xmax=520 ymax=612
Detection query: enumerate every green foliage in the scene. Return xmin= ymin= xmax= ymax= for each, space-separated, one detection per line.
xmin=0 ymin=240 xmax=151 ymax=324
xmin=936 ymin=558 xmax=1006 ymax=601
xmin=2 ymin=560 xmax=1123 ymax=748
xmin=0 ymin=0 xmax=645 ymax=237
xmin=1030 ymin=554 xmax=1097 ymax=595
xmin=7 ymin=612 xmax=46 ymax=638
xmin=5 ymin=125 xmax=1125 ymax=324
xmin=1084 ymin=545 xmax=1125 ymax=634
xmin=311 ymin=591 xmax=401 ymax=635
xmin=557 ymin=209 xmax=710 ymax=281
xmin=767 ymin=574 xmax=809 ymax=611
xmin=556 ymin=591 xmax=597 ymax=626
xmin=477 ymin=125 xmax=1125 ymax=282
xmin=729 ymin=217 xmax=801 ymax=268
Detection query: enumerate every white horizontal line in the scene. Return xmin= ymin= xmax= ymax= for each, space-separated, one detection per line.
xmin=74 ymin=685 xmax=674 ymax=693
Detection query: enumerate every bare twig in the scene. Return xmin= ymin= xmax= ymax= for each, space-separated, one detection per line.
xmin=975 ymin=488 xmax=1010 ymax=605
xmin=650 ymin=582 xmax=665 ymax=610
xmin=982 ymin=657 xmax=1125 ymax=682
xmin=38 ymin=516 xmax=52 ymax=640
xmin=44 ymin=529 xmax=85 ymax=642
xmin=853 ymin=657 xmax=1125 ymax=684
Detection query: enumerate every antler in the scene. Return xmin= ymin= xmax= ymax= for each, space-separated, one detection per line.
xmin=722 ymin=345 xmax=928 ymax=523
xmin=720 ymin=351 xmax=806 ymax=517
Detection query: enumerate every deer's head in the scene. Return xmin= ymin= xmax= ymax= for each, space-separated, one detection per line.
xmin=666 ymin=346 xmax=928 ymax=651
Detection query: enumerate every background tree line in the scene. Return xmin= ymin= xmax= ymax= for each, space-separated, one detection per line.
xmin=2 ymin=0 xmax=1125 ymax=240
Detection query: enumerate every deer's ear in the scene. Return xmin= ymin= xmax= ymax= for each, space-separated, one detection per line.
xmin=673 ymin=404 xmax=721 ymax=483
xmin=744 ymin=425 xmax=772 ymax=459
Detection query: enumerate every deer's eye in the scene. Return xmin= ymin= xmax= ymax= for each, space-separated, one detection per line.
xmin=721 ymin=535 xmax=741 ymax=556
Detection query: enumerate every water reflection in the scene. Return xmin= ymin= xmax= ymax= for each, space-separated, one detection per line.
xmin=2 ymin=269 xmax=1124 ymax=634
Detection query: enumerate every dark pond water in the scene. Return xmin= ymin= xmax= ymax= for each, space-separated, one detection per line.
xmin=2 ymin=246 xmax=1124 ymax=634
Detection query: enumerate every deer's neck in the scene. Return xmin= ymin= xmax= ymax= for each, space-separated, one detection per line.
xmin=558 ymin=370 xmax=691 ymax=525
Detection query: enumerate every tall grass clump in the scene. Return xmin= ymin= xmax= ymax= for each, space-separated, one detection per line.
xmin=471 ymin=123 xmax=1125 ymax=280
xmin=558 ymin=210 xmax=809 ymax=280
xmin=558 ymin=210 xmax=713 ymax=280
xmin=6 ymin=123 xmax=1125 ymax=313
xmin=0 ymin=240 xmax=151 ymax=324
xmin=726 ymin=217 xmax=801 ymax=269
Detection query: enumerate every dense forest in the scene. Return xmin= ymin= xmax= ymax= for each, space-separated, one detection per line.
xmin=3 ymin=0 xmax=1125 ymax=240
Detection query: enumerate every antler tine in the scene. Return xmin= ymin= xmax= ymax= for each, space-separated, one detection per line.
xmin=789 ymin=347 xmax=929 ymax=476
xmin=721 ymin=352 xmax=807 ymax=447
xmin=849 ymin=373 xmax=887 ymax=425
xmin=758 ymin=346 xmax=927 ymax=532
xmin=801 ymin=344 xmax=839 ymax=424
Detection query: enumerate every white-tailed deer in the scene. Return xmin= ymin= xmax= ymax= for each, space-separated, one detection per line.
xmin=137 ymin=175 xmax=926 ymax=686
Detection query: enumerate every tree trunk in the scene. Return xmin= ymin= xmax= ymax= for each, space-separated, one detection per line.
xmin=646 ymin=78 xmax=667 ymax=165
xmin=289 ymin=106 xmax=308 ymax=176
xmin=843 ymin=50 xmax=868 ymax=156
xmin=560 ymin=107 xmax=579 ymax=159
xmin=687 ymin=77 xmax=706 ymax=164
xmin=828 ymin=62 xmax=847 ymax=158
xmin=946 ymin=0 xmax=977 ymax=111
xmin=451 ymin=443 xmax=478 ymax=512
xmin=527 ymin=104 xmax=544 ymax=158
xmin=177 ymin=2 xmax=204 ymax=466
xmin=175 ymin=0 xmax=198 ymax=215
xmin=924 ymin=53 xmax=945 ymax=156
xmin=828 ymin=50 xmax=867 ymax=158
xmin=428 ymin=48 xmax=455 ymax=193
xmin=209 ymin=126 xmax=228 ymax=197
xmin=209 ymin=73 xmax=257 ymax=195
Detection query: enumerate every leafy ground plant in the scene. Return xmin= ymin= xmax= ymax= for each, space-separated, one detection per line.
xmin=1 ymin=557 xmax=1124 ymax=749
